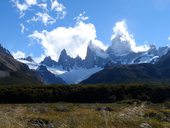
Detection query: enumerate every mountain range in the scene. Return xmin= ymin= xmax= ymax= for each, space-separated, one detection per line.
xmin=0 ymin=38 xmax=170 ymax=85
xmin=18 ymin=40 xmax=170 ymax=85
xmin=40 ymin=42 xmax=170 ymax=70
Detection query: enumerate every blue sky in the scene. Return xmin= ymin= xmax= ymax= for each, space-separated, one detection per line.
xmin=1 ymin=0 xmax=170 ymax=61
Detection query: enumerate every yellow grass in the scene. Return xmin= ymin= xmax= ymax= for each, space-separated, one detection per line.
xmin=0 ymin=102 xmax=169 ymax=128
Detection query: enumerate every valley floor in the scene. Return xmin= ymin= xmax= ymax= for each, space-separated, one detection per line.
xmin=0 ymin=102 xmax=170 ymax=128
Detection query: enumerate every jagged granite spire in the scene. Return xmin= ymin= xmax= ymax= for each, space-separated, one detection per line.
xmin=58 ymin=49 xmax=75 ymax=71
xmin=41 ymin=56 xmax=58 ymax=67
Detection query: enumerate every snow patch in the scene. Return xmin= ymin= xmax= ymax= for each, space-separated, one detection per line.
xmin=17 ymin=59 xmax=39 ymax=69
xmin=58 ymin=67 xmax=102 ymax=84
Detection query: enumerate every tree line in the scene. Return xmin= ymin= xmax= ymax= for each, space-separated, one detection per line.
xmin=0 ymin=84 xmax=169 ymax=103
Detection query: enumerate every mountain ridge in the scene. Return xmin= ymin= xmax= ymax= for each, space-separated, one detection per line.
xmin=0 ymin=44 xmax=42 ymax=85
xmin=81 ymin=51 xmax=170 ymax=84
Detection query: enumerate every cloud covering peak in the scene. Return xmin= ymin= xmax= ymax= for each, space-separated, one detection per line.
xmin=110 ymin=20 xmax=149 ymax=55
xmin=29 ymin=18 xmax=107 ymax=60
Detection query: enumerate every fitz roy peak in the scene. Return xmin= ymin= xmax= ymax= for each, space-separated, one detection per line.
xmin=84 ymin=42 xmax=109 ymax=68
xmin=58 ymin=49 xmax=75 ymax=70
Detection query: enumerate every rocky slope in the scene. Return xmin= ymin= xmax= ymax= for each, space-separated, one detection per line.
xmin=0 ymin=44 xmax=41 ymax=85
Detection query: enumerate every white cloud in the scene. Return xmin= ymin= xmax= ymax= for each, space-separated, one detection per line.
xmin=168 ymin=36 xmax=170 ymax=41
xmin=12 ymin=51 xmax=26 ymax=59
xmin=33 ymin=54 xmax=45 ymax=63
xmin=25 ymin=0 xmax=37 ymax=6
xmin=74 ymin=12 xmax=89 ymax=24
xmin=89 ymin=40 xmax=108 ymax=58
xmin=29 ymin=20 xmax=107 ymax=60
xmin=92 ymin=40 xmax=108 ymax=50
xmin=38 ymin=3 xmax=48 ymax=12
xmin=12 ymin=0 xmax=67 ymax=27
xmin=51 ymin=0 xmax=66 ymax=19
xmin=110 ymin=20 xmax=149 ymax=55
xmin=20 ymin=23 xmax=25 ymax=33
xmin=13 ymin=0 xmax=28 ymax=16
xmin=12 ymin=0 xmax=37 ymax=16
xmin=28 ymin=12 xmax=56 ymax=26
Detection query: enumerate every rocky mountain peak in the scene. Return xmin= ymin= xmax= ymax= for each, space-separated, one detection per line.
xmin=58 ymin=49 xmax=69 ymax=63
xmin=41 ymin=56 xmax=58 ymax=67
xmin=58 ymin=49 xmax=74 ymax=70
xmin=61 ymin=49 xmax=67 ymax=55
xmin=21 ymin=56 xmax=34 ymax=62
xmin=148 ymin=44 xmax=158 ymax=56
xmin=0 ymin=44 xmax=13 ymax=58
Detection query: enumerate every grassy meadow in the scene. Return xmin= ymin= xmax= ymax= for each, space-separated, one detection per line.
xmin=0 ymin=102 xmax=170 ymax=128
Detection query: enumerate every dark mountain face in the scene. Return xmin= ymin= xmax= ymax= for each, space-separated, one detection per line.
xmin=0 ymin=44 xmax=41 ymax=85
xmin=36 ymin=65 xmax=66 ymax=85
xmin=81 ymin=64 xmax=161 ymax=84
xmin=0 ymin=44 xmax=13 ymax=58
xmin=41 ymin=56 xmax=58 ymax=67
xmin=148 ymin=45 xmax=158 ymax=56
xmin=84 ymin=45 xmax=96 ymax=68
xmin=81 ymin=50 xmax=170 ymax=84
xmin=156 ymin=51 xmax=170 ymax=67
xmin=158 ymin=46 xmax=170 ymax=57
xmin=58 ymin=49 xmax=75 ymax=71
xmin=83 ymin=44 xmax=110 ymax=68
xmin=75 ymin=56 xmax=83 ymax=67
xmin=155 ymin=51 xmax=170 ymax=77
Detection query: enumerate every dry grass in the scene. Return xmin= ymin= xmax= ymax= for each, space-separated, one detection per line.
xmin=0 ymin=102 xmax=169 ymax=128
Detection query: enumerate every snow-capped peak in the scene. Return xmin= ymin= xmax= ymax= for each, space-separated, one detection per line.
xmin=107 ymin=35 xmax=132 ymax=56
